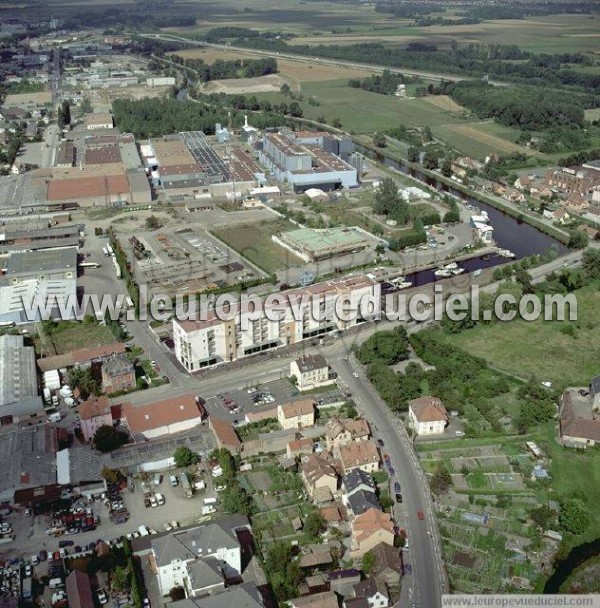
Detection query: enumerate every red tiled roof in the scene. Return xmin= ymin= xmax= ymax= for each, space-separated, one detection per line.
xmin=78 ymin=395 xmax=111 ymax=421
xmin=209 ymin=417 xmax=242 ymax=448
xmin=409 ymin=396 xmax=448 ymax=423
xmin=47 ymin=174 xmax=129 ymax=201
xmin=122 ymin=393 xmax=202 ymax=434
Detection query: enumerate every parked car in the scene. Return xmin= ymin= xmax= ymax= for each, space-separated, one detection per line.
xmin=97 ymin=590 xmax=108 ymax=605
xmin=396 ymin=493 xmax=403 ymax=503
xmin=377 ymin=439 xmax=384 ymax=447
xmin=394 ymin=482 xmax=401 ymax=493
xmin=417 ymin=511 xmax=424 ymax=521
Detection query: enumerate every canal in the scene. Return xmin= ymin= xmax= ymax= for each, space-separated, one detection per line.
xmin=356 ymin=145 xmax=569 ymax=286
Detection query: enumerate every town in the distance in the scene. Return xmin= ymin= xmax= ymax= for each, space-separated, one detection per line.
xmin=0 ymin=2 xmax=599 ymax=608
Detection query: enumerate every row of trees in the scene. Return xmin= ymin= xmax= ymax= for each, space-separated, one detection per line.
xmin=348 ymin=70 xmax=405 ymax=95
xmin=170 ymin=55 xmax=278 ymax=82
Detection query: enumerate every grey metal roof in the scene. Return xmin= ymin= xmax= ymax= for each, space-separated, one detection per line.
xmin=294 ymin=354 xmax=328 ymax=373
xmin=151 ymin=515 xmax=249 ymax=567
xmin=172 ymin=583 xmax=263 ymax=608
xmin=186 ymin=557 xmax=224 ymax=592
xmin=342 ymin=469 xmax=376 ymax=495
xmin=0 ymin=334 xmax=39 ymax=409
xmin=346 ymin=490 xmax=381 ymax=516
xmin=5 ymin=246 xmax=78 ymax=277
xmin=102 ymin=354 xmax=134 ymax=378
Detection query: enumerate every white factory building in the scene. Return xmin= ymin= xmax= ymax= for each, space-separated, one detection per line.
xmin=173 ymin=274 xmax=380 ymax=372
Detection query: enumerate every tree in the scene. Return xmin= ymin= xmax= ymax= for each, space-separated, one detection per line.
xmin=93 ymin=425 xmax=129 ymax=452
xmin=101 ymin=467 xmax=122 ymax=484
xmin=529 ymin=505 xmax=554 ymax=529
xmin=304 ymin=512 xmax=326 ymax=540
xmin=264 ymin=541 xmax=302 ymax=601
xmin=110 ymin=566 xmax=128 ymax=592
xmin=423 ymin=150 xmax=439 ymax=170
xmin=559 ymin=498 xmax=590 ymax=535
xmin=173 ymin=446 xmax=199 ymax=467
xmin=169 ymin=587 xmax=186 ymax=602
xmin=581 ymin=248 xmax=600 ymax=279
xmin=332 ymin=118 xmax=342 ymax=128
xmin=373 ymin=176 xmax=406 ymax=218
xmin=407 ymin=146 xmax=420 ymax=163
xmin=280 ymin=83 xmax=291 ymax=95
xmin=441 ymin=157 xmax=453 ymax=177
xmin=430 ymin=465 xmax=452 ymax=495
xmin=358 ymin=326 xmax=409 ymax=365
xmin=373 ymin=132 xmax=386 ymax=148
xmin=288 ymin=102 xmax=303 ymax=118
xmin=568 ymin=229 xmax=589 ymax=249
xmin=221 ymin=482 xmax=254 ymax=516
xmin=145 ymin=215 xmax=162 ymax=231
xmin=362 ymin=551 xmax=375 ymax=575
xmin=423 ymin=125 xmax=432 ymax=142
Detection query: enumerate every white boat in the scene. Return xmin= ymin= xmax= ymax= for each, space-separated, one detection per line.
xmin=397 ymin=280 xmax=413 ymax=290
xmin=434 ymin=268 xmax=453 ymax=278
xmin=496 ymin=248 xmax=516 ymax=259
xmin=443 ymin=262 xmax=458 ymax=271
xmin=451 ymin=267 xmax=466 ymax=275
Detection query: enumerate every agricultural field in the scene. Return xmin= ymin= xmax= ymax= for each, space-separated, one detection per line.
xmin=431 ymin=121 xmax=536 ymax=160
xmin=585 ymin=108 xmax=600 ymax=122
xmin=211 ymin=218 xmax=304 ymax=274
xmin=447 ymin=281 xmax=600 ymax=388
xmin=422 ymin=95 xmax=467 ymax=115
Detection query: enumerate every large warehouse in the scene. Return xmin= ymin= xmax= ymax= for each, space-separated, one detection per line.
xmin=275 ymin=227 xmax=371 ymax=262
xmin=259 ymin=130 xmax=358 ymax=192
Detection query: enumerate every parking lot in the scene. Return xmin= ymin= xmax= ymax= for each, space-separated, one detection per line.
xmin=203 ymin=378 xmax=302 ymax=422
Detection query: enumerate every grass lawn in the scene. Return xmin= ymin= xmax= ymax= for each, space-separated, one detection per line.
xmin=447 ymin=282 xmax=600 ymax=388
xmin=36 ymin=320 xmax=116 ymax=356
xmin=211 ymin=219 xmax=303 ymax=273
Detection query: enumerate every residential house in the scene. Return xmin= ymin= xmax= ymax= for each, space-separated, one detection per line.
xmin=341 ymin=469 xmax=376 ymax=507
xmin=287 ymin=436 xmax=314 ymax=458
xmin=346 ymin=491 xmax=381 ymax=517
xmin=328 ymin=569 xmax=362 ymax=594
xmin=339 ymin=441 xmax=380 ymax=474
xmin=320 ymin=505 xmax=345 ymax=527
xmin=542 ymin=208 xmax=570 ymax=224
xmin=290 ymin=355 xmax=334 ymax=391
xmin=351 ymin=509 xmax=395 ymax=558
xmin=101 ymin=354 xmax=135 ymax=394
xmin=278 ymin=400 xmax=315 ymax=430
xmin=545 ymin=166 xmax=600 ymax=195
xmin=299 ymin=549 xmax=334 ymax=571
xmin=209 ymin=418 xmax=242 ymax=454
xmin=65 ymin=570 xmax=94 ymax=608
xmin=559 ymin=388 xmax=600 ymax=448
xmin=353 ymin=576 xmax=390 ymax=608
xmin=122 ymin=394 xmax=205 ymax=440
xmin=289 ymin=591 xmax=339 ymax=608
xmin=326 ymin=417 xmax=371 ymax=451
xmin=368 ymin=543 xmax=402 ymax=587
xmin=301 ymin=454 xmax=339 ymax=498
xmin=299 ymin=573 xmax=330 ymax=596
xmin=78 ymin=395 xmax=113 ymax=442
xmin=565 ymin=192 xmax=588 ymax=211
xmin=408 ymin=396 xmax=448 ymax=436
xmin=150 ymin=515 xmax=250 ymax=596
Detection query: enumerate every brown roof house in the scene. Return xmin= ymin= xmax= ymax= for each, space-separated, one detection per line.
xmin=122 ymin=394 xmax=204 ymax=440
xmin=350 ymin=508 xmax=395 ymax=559
xmin=301 ymin=454 xmax=339 ymax=500
xmin=353 ymin=576 xmax=390 ymax=608
xmin=368 ymin=542 xmax=403 ymax=587
xmin=408 ymin=396 xmax=448 ymax=436
xmin=287 ymin=436 xmax=314 ymax=459
xmin=101 ymin=354 xmax=135 ymax=394
xmin=559 ymin=386 xmax=600 ymax=448
xmin=278 ymin=399 xmax=315 ymax=430
xmin=290 ymin=591 xmax=339 ymax=608
xmin=326 ymin=417 xmax=371 ymax=451
xmin=78 ymin=395 xmax=113 ymax=442
xmin=66 ymin=570 xmax=94 ymax=608
xmin=209 ymin=417 xmax=242 ymax=454
xmin=339 ymin=441 xmax=380 ymax=474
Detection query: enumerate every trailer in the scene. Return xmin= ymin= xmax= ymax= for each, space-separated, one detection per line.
xmin=79 ymin=262 xmax=100 ymax=269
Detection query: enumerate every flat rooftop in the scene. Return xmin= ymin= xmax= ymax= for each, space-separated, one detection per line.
xmin=281 ymin=227 xmax=369 ymax=253
xmin=6 ymin=246 xmax=78 ymax=276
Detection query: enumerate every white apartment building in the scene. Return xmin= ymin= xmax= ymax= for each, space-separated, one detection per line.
xmin=173 ymin=275 xmax=380 ymax=373
xmin=290 ymin=354 xmax=333 ymax=391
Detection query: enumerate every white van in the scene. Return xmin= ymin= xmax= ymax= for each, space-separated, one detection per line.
xmin=48 ymin=412 xmax=61 ymax=423
xmin=203 ymin=497 xmax=217 ymax=506
xmin=49 ymin=578 xmax=64 ymax=589
xmin=153 ymin=474 xmax=162 ymax=486
xmin=169 ymin=474 xmax=178 ymax=487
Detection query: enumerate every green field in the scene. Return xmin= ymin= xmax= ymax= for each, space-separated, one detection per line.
xmin=211 ymin=219 xmax=303 ymax=274
xmin=36 ymin=320 xmax=116 ymax=356
xmin=447 ymin=282 xmax=600 ymax=389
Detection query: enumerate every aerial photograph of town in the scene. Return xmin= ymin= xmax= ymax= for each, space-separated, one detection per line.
xmin=0 ymin=0 xmax=598 ymax=606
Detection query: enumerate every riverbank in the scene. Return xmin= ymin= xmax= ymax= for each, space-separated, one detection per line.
xmin=355 ymin=137 xmax=571 ymax=246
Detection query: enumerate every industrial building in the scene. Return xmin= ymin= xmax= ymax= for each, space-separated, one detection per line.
xmin=0 ymin=334 xmax=43 ymax=418
xmin=259 ymin=130 xmax=358 ymax=192
xmin=173 ymin=274 xmax=380 ymax=372
xmin=0 ymin=225 xmax=81 ymax=255
xmin=0 ymin=248 xmax=78 ymax=324
xmin=275 ymin=226 xmax=371 ymax=262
